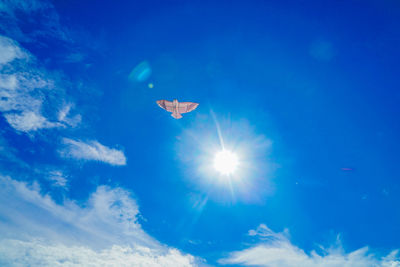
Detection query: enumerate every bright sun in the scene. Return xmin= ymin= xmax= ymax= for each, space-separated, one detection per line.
xmin=214 ymin=150 xmax=239 ymax=175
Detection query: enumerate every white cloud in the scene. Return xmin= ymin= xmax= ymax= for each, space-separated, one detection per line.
xmin=60 ymin=138 xmax=127 ymax=166
xmin=0 ymin=175 xmax=199 ymax=266
xmin=0 ymin=240 xmax=196 ymax=267
xmin=47 ymin=170 xmax=68 ymax=188
xmin=0 ymin=35 xmax=80 ymax=132
xmin=0 ymin=35 xmax=26 ymax=64
xmin=247 ymin=224 xmax=289 ymax=240
xmin=5 ymin=111 xmax=62 ymax=132
xmin=0 ymin=73 xmax=17 ymax=88
xmin=219 ymin=224 xmax=400 ymax=267
xmin=57 ymin=103 xmax=82 ymax=127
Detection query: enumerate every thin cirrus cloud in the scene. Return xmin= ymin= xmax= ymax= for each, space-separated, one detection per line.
xmin=219 ymin=224 xmax=400 ymax=267
xmin=57 ymin=103 xmax=82 ymax=127
xmin=60 ymin=138 xmax=127 ymax=166
xmin=0 ymin=35 xmax=80 ymax=133
xmin=0 ymin=35 xmax=26 ymax=64
xmin=0 ymin=176 xmax=199 ymax=266
xmin=5 ymin=111 xmax=61 ymax=132
xmin=47 ymin=170 xmax=68 ymax=188
xmin=0 ymin=0 xmax=71 ymax=43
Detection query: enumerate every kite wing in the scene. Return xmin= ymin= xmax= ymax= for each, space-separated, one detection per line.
xmin=156 ymin=100 xmax=174 ymax=112
xmin=178 ymin=102 xmax=199 ymax=114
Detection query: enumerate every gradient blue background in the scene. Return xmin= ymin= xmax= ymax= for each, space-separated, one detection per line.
xmin=2 ymin=0 xmax=400 ymax=265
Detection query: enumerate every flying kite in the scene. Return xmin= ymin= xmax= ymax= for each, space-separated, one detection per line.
xmin=156 ymin=99 xmax=199 ymax=119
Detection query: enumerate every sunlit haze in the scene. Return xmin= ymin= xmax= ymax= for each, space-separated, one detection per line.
xmin=214 ymin=150 xmax=239 ymax=175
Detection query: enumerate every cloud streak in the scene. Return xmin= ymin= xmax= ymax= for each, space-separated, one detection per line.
xmin=60 ymin=138 xmax=127 ymax=166
xmin=219 ymin=224 xmax=400 ymax=267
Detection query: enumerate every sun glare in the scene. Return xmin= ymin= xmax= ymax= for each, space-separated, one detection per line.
xmin=214 ymin=150 xmax=239 ymax=175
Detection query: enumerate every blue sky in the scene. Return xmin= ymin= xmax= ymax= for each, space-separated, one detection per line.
xmin=0 ymin=0 xmax=400 ymax=266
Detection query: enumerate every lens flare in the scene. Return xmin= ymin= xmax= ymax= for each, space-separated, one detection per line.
xmin=214 ymin=150 xmax=238 ymax=175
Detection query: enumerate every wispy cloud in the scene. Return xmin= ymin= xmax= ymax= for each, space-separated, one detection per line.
xmin=0 ymin=0 xmax=49 ymax=18
xmin=5 ymin=111 xmax=62 ymax=132
xmin=0 ymin=35 xmax=26 ymax=64
xmin=0 ymin=0 xmax=70 ymax=43
xmin=0 ymin=35 xmax=80 ymax=132
xmin=0 ymin=176 xmax=198 ymax=266
xmin=219 ymin=224 xmax=400 ymax=267
xmin=47 ymin=170 xmax=68 ymax=188
xmin=57 ymin=103 xmax=82 ymax=127
xmin=60 ymin=138 xmax=127 ymax=166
